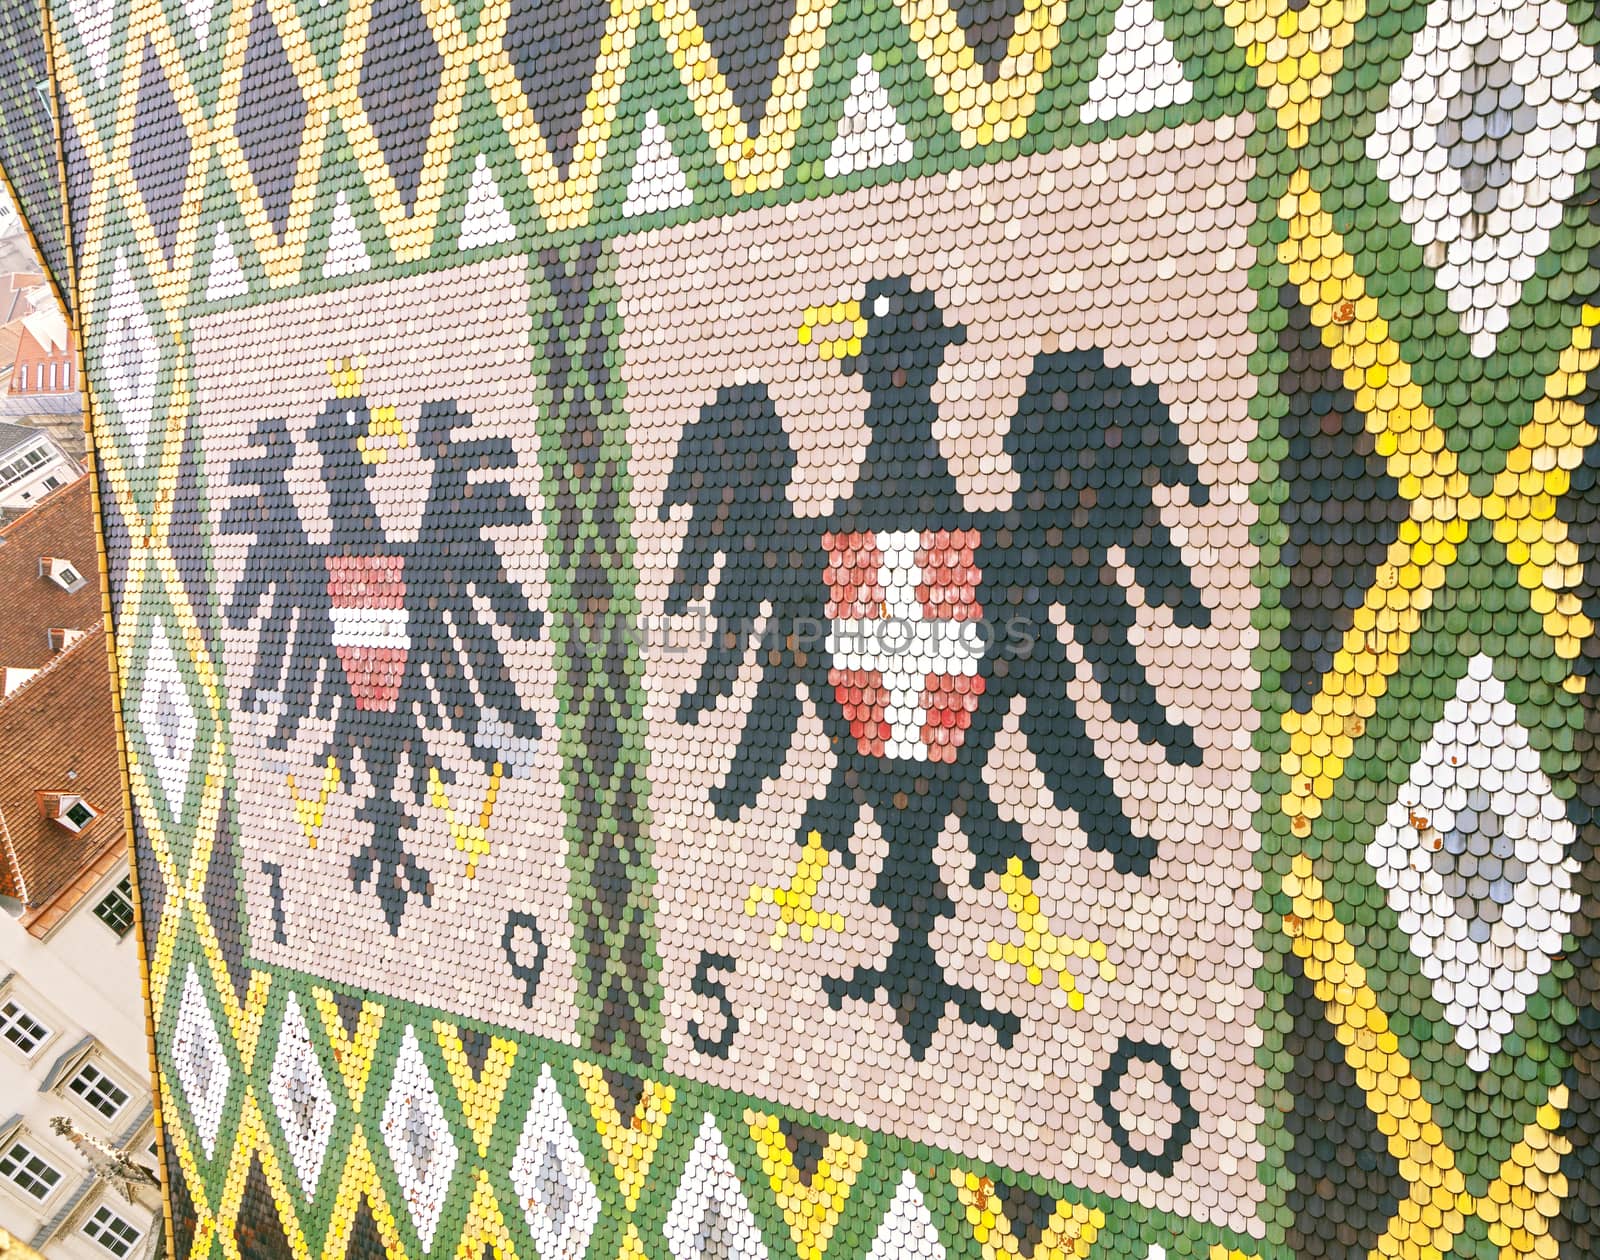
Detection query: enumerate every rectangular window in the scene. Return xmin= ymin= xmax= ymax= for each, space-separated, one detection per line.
xmin=48 ymin=362 xmax=56 ymax=389
xmin=0 ymin=999 xmax=52 ymax=1056
xmin=67 ymin=1062 xmax=130 ymax=1121
xmin=0 ymin=1141 xmax=62 ymax=1202
xmin=93 ymin=877 xmax=136 ymax=938
xmin=17 ymin=364 xmax=25 ymax=390
xmin=82 ymin=1205 xmax=142 ymax=1258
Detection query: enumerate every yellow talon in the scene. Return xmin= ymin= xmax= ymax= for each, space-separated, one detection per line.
xmin=286 ymin=756 xmax=341 ymax=848
xmin=430 ymin=763 xmax=504 ymax=878
xmin=745 ymin=830 xmax=847 ymax=947
xmin=986 ymin=856 xmax=1116 ymax=1003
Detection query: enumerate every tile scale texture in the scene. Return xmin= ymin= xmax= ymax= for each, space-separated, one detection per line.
xmin=14 ymin=0 xmax=1600 ymax=1257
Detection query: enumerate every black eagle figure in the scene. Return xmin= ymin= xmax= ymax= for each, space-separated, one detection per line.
xmin=663 ymin=276 xmax=1211 ymax=1058
xmin=222 ymin=392 xmax=543 ymax=934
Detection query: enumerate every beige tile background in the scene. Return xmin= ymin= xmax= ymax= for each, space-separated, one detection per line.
xmin=621 ymin=118 xmax=1268 ymax=1235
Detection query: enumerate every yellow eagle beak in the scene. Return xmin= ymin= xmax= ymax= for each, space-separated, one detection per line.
xmin=797 ymin=297 xmax=865 ymax=361
xmin=325 ymin=355 xmax=408 ymax=463
xmin=359 ymin=404 xmax=408 ymax=464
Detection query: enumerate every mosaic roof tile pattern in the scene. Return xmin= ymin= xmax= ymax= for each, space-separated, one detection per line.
xmin=15 ymin=0 xmax=1600 ymax=1257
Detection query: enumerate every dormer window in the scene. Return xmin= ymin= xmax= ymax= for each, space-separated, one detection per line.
xmin=2 ymin=667 xmax=37 ymax=696
xmin=38 ymin=556 xmax=86 ymax=593
xmin=38 ymin=792 xmax=99 ymax=833
xmin=47 ymin=627 xmax=85 ymax=652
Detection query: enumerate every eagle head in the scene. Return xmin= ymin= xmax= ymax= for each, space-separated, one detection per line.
xmin=840 ymin=275 xmax=967 ymax=394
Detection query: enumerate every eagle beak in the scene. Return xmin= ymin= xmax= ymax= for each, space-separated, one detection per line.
xmin=359 ymin=404 xmax=409 ymax=465
xmin=797 ymin=298 xmax=865 ymax=362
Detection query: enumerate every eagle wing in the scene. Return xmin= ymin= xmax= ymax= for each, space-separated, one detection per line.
xmin=219 ymin=412 xmax=335 ymax=747
xmin=406 ymin=400 xmax=544 ymax=776
xmin=981 ymin=348 xmax=1212 ymax=874
xmin=661 ymin=382 xmax=830 ymax=818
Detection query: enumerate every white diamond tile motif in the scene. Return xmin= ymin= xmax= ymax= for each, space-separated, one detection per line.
xmin=268 ymin=993 xmax=336 ymax=1196
xmin=1080 ymin=0 xmax=1193 ymax=124
xmin=172 ymin=964 xmax=232 ymax=1159
xmin=184 ymin=0 xmax=215 ymax=49
xmin=623 ymin=110 xmax=693 ymax=218
xmin=380 ymin=1026 xmax=459 ymax=1251
xmin=510 ymin=1066 xmax=601 ymax=1260
xmin=103 ymin=251 xmax=159 ymax=462
xmin=137 ymin=621 xmax=199 ymax=820
xmin=1367 ymin=654 xmax=1581 ymax=1069
xmin=826 ymin=56 xmax=912 ymax=179
xmin=205 ymin=224 xmax=248 ymax=302
xmin=665 ymin=1114 xmax=768 ymax=1260
xmin=460 ymin=154 xmax=517 ymax=249
xmin=1369 ymin=0 xmax=1600 ymax=356
xmin=864 ymin=1172 xmax=944 ymax=1260
xmin=66 ymin=0 xmax=115 ymax=83
xmin=324 ymin=191 xmax=372 ymax=277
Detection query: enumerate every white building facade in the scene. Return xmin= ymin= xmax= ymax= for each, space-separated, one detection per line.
xmin=0 ymin=868 xmax=162 ymax=1260
xmin=0 ymin=423 xmax=77 ymax=520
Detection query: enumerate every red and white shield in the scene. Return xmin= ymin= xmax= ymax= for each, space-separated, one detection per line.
xmin=823 ymin=529 xmax=985 ymax=763
xmin=325 ymin=555 xmax=409 ymax=712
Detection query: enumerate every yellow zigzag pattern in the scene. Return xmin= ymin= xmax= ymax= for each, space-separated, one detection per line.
xmin=576 ymin=1061 xmax=677 ymax=1212
xmin=1275 ymin=169 xmax=1600 ymax=827
xmin=745 ymin=1111 xmax=868 ymax=1260
xmin=950 ymin=1170 xmax=1103 ymax=1260
xmin=435 ymin=1022 xmax=520 ymax=1158
xmin=313 ymin=988 xmax=386 ymax=1113
xmin=1283 ymin=856 xmax=1570 ymax=1260
xmin=52 ymin=0 xmax=1129 ymax=297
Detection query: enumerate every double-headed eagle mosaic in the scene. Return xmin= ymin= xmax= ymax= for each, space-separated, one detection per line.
xmin=222 ymin=364 xmax=543 ymax=933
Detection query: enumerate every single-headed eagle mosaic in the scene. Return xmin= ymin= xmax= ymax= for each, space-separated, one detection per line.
xmin=663 ymin=277 xmax=1213 ymax=1058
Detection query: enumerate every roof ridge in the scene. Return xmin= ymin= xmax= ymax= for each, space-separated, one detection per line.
xmin=0 ymin=802 xmax=24 ymax=906
xmin=0 ymin=623 xmax=104 ymax=712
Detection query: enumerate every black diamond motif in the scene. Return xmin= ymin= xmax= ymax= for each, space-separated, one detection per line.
xmin=359 ymin=0 xmax=444 ymax=212
xmin=131 ymin=40 xmax=190 ymax=267
xmin=236 ymin=0 xmax=307 ymax=239
xmin=776 ymin=1119 xmax=828 ymax=1187
xmin=1280 ymin=951 xmax=1403 ymax=1260
xmin=996 ymin=1182 xmax=1053 ymax=1258
xmin=503 ymin=0 xmax=616 ymax=176
xmin=458 ymin=1025 xmax=493 ymax=1077
xmin=953 ymin=0 xmax=1029 ymax=83
xmin=692 ymin=0 xmax=799 ymax=131
xmin=347 ymin=1196 xmax=388 ymax=1260
xmin=1273 ymin=285 xmax=1409 ymax=711
xmin=234 ymin=1154 xmax=294 ymax=1260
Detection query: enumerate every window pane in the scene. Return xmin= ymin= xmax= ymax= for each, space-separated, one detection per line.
xmin=84 ymin=1206 xmax=142 ymax=1258
xmin=68 ymin=1063 xmax=130 ymax=1119
xmin=0 ymin=999 xmax=52 ymax=1055
xmin=93 ymin=880 xmax=136 ymax=937
xmin=0 ymin=1141 xmax=63 ymax=1201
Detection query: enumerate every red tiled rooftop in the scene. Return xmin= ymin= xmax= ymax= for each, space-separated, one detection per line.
xmin=0 ymin=474 xmax=102 ymax=669
xmin=0 ymin=625 xmax=125 ymax=917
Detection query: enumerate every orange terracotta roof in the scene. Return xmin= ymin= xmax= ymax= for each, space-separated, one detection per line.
xmin=0 ymin=626 xmax=125 ymax=912
xmin=18 ymin=835 xmax=125 ymax=939
xmin=0 ymin=474 xmax=102 ymax=669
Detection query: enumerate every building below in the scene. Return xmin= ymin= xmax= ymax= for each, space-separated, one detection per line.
xmin=0 ymin=476 xmax=160 ymax=1259
xmin=0 ymin=229 xmax=83 ymax=462
xmin=0 ymin=421 xmax=78 ymax=523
